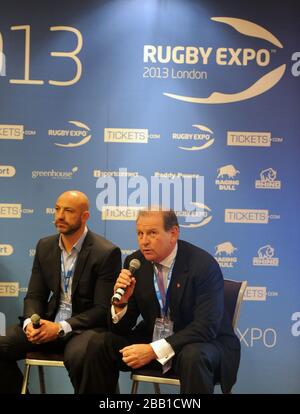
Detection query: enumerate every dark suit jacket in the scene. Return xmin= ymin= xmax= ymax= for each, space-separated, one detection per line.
xmin=111 ymin=239 xmax=240 ymax=393
xmin=24 ymin=230 xmax=121 ymax=330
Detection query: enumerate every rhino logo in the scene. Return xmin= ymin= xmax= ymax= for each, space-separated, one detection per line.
xmin=260 ymin=168 xmax=277 ymax=182
xmin=215 ymin=241 xmax=237 ymax=256
xmin=258 ymin=244 xmax=274 ymax=258
xmin=217 ymin=165 xmax=240 ymax=178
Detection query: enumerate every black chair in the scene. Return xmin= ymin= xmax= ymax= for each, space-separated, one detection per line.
xmin=130 ymin=278 xmax=247 ymax=394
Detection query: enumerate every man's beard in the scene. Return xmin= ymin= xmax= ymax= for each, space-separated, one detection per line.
xmin=56 ymin=221 xmax=82 ymax=235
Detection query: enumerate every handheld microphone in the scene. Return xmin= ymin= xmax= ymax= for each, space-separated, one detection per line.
xmin=111 ymin=258 xmax=141 ymax=304
xmin=31 ymin=313 xmax=41 ymax=329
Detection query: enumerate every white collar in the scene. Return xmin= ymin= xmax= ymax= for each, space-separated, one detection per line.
xmin=59 ymin=226 xmax=88 ymax=253
xmin=158 ymin=243 xmax=178 ymax=269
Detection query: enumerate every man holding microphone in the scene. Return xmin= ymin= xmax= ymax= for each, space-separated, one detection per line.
xmin=0 ymin=190 xmax=121 ymax=393
xmin=82 ymin=207 xmax=241 ymax=394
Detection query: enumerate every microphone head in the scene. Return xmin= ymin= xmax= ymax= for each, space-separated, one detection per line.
xmin=31 ymin=313 xmax=40 ymax=326
xmin=128 ymin=258 xmax=141 ymax=274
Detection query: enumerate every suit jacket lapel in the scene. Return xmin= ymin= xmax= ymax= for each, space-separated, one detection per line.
xmin=71 ymin=232 xmax=92 ymax=296
xmin=53 ymin=238 xmax=62 ymax=295
xmin=169 ymin=243 xmax=188 ymax=315
xmin=143 ymin=260 xmax=161 ymax=317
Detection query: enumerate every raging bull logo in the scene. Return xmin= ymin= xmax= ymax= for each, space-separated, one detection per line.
xmin=215 ymin=165 xmax=240 ymax=191
xmin=214 ymin=241 xmax=238 ymax=268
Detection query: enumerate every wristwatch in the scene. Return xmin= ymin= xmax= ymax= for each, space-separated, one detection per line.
xmin=57 ymin=323 xmax=65 ymax=338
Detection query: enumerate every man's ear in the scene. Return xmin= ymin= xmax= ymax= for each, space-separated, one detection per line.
xmin=82 ymin=210 xmax=90 ymax=222
xmin=170 ymin=225 xmax=179 ymax=240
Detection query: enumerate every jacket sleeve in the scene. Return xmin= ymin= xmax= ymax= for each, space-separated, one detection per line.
xmin=67 ymin=246 xmax=122 ymax=330
xmin=167 ymin=260 xmax=224 ymax=352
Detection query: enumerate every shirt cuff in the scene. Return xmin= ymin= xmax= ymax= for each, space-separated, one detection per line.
xmin=150 ymin=338 xmax=175 ymax=365
xmin=111 ymin=304 xmax=127 ymax=324
xmin=23 ymin=318 xmax=31 ymax=332
xmin=58 ymin=320 xmax=72 ymax=335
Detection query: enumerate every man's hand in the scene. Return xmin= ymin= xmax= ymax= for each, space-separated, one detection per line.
xmin=120 ymin=344 xmax=157 ymax=369
xmin=25 ymin=320 xmax=59 ymax=344
xmin=113 ymin=268 xmax=136 ymax=308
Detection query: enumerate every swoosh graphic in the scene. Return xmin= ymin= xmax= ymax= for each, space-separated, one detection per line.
xmin=164 ymin=64 xmax=286 ymax=104
xmin=69 ymin=120 xmax=90 ymax=130
xmin=192 ymin=202 xmax=211 ymax=211
xmin=180 ymin=216 xmax=212 ymax=228
xmin=192 ymin=124 xmax=213 ymax=134
xmin=211 ymin=17 xmax=283 ymax=48
xmin=179 ymin=139 xmax=214 ymax=151
xmin=55 ymin=134 xmax=91 ymax=147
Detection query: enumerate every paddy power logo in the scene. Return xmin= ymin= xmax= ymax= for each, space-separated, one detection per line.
xmin=145 ymin=17 xmax=286 ymax=104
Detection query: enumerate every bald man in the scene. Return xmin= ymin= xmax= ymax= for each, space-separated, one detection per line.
xmin=0 ymin=190 xmax=121 ymax=393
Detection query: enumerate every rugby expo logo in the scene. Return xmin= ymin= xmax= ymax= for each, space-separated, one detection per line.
xmin=48 ymin=121 xmax=91 ymax=147
xmin=172 ymin=124 xmax=214 ymax=151
xmin=158 ymin=17 xmax=286 ymax=104
xmin=176 ymin=202 xmax=212 ymax=228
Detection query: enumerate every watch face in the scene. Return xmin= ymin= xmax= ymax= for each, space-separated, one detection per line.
xmin=57 ymin=327 xmax=65 ymax=338
xmin=58 ymin=328 xmax=65 ymax=337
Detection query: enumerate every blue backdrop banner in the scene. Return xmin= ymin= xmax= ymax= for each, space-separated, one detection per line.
xmin=0 ymin=0 xmax=299 ymax=393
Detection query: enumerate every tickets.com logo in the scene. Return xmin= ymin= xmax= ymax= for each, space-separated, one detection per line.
xmin=0 ymin=204 xmax=34 ymax=218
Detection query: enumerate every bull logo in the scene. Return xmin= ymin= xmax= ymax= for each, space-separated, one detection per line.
xmin=217 ymin=164 xmax=240 ymax=178
xmin=258 ymin=245 xmax=274 ymax=258
xmin=260 ymin=168 xmax=277 ymax=182
xmin=215 ymin=241 xmax=237 ymax=256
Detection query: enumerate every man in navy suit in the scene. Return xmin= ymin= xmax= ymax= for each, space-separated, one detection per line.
xmin=83 ymin=207 xmax=240 ymax=394
xmin=0 ymin=190 xmax=121 ymax=393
